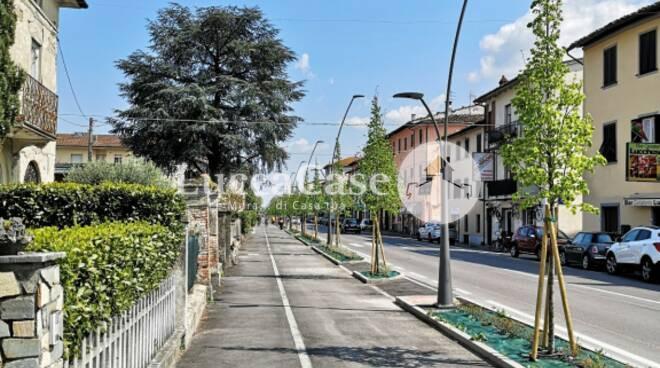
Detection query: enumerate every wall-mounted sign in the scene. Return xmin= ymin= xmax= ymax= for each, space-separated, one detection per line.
xmin=626 ymin=143 xmax=660 ymax=182
xmin=473 ymin=153 xmax=495 ymax=181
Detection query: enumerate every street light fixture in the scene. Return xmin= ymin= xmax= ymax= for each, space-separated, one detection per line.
xmin=304 ymin=140 xmax=325 ymax=186
xmin=393 ymin=0 xmax=469 ymax=308
xmin=394 ymin=92 xmax=453 ymax=307
xmin=328 ymin=94 xmax=365 ymax=246
xmin=291 ymin=160 xmax=307 ymax=193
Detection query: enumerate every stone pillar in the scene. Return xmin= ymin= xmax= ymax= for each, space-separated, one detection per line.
xmin=181 ymin=182 xmax=218 ymax=286
xmin=217 ymin=211 xmax=232 ymax=271
xmin=0 ymin=253 xmax=65 ymax=368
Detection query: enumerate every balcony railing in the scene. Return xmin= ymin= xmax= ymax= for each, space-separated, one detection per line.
xmin=487 ymin=179 xmax=518 ymax=197
xmin=17 ymin=74 xmax=58 ymax=138
xmin=487 ymin=121 xmax=519 ymax=147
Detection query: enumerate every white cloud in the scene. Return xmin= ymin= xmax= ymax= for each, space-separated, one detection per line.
xmin=469 ymin=0 xmax=653 ymax=84
xmin=284 ymin=138 xmax=326 ymax=154
xmin=385 ymin=94 xmax=445 ymax=125
xmin=295 ymin=52 xmax=315 ymax=78
xmin=345 ymin=116 xmax=370 ymax=130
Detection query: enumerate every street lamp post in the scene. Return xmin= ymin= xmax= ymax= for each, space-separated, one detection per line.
xmin=393 ymin=0 xmax=468 ymax=308
xmin=304 ymin=140 xmax=325 ymax=186
xmin=291 ymin=160 xmax=307 ymax=194
xmin=328 ymin=95 xmax=365 ymax=246
xmin=394 ymin=92 xmax=453 ymax=307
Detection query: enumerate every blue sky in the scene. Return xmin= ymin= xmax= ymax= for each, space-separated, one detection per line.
xmin=56 ymin=0 xmax=652 ymax=176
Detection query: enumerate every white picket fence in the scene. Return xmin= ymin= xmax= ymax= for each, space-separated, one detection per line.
xmin=64 ymin=276 xmax=177 ymax=368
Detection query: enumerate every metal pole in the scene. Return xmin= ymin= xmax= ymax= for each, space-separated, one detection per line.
xmin=328 ymin=95 xmax=364 ymax=246
xmin=87 ymin=117 xmax=94 ymax=162
xmin=438 ymin=0 xmax=468 ymax=307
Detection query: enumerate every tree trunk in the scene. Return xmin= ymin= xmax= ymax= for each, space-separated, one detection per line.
xmin=302 ymin=214 xmax=307 ymax=236
xmin=371 ymin=214 xmax=379 ymax=274
xmin=335 ymin=210 xmax=341 ymax=248
xmin=314 ymin=214 xmax=318 ymax=241
xmin=546 ymin=251 xmax=555 ymax=353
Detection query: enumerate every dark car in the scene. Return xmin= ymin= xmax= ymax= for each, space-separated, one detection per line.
xmin=510 ymin=225 xmax=571 ymax=264
xmin=340 ymin=218 xmax=361 ymax=234
xmin=564 ymin=232 xmax=613 ymax=270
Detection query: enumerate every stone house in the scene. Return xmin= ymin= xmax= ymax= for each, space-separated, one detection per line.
xmin=54 ymin=133 xmax=133 ymax=180
xmin=0 ymin=0 xmax=87 ymax=184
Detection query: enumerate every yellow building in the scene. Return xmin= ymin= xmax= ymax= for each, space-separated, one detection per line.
xmin=55 ymin=133 xmax=133 ymax=180
xmin=569 ymin=2 xmax=660 ymax=233
xmin=0 ymin=0 xmax=87 ymax=184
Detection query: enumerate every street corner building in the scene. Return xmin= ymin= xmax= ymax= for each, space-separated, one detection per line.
xmin=0 ymin=0 xmax=87 ymax=184
xmin=569 ymin=1 xmax=660 ymax=233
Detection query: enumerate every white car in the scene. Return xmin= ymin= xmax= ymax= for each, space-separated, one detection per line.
xmin=606 ymin=226 xmax=660 ymax=282
xmin=417 ymin=223 xmax=439 ymax=241
xmin=359 ymin=219 xmax=373 ymax=232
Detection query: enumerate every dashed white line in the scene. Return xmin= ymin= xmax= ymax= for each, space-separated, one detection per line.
xmin=264 ymin=229 xmax=313 ymax=368
xmin=350 ymin=242 xmax=365 ymax=248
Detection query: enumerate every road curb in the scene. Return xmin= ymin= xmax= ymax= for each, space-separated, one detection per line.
xmin=394 ymin=296 xmax=525 ymax=368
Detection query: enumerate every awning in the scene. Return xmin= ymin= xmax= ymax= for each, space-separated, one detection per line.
xmin=624 ymin=193 xmax=660 ymax=207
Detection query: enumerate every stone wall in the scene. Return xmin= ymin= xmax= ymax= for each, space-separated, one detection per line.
xmin=0 ymin=253 xmax=65 ymax=368
xmin=182 ymin=183 xmax=219 ymax=286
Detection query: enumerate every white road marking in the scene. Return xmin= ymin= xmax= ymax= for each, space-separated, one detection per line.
xmin=454 ymin=288 xmax=473 ymax=296
xmin=487 ymin=266 xmax=660 ymax=306
xmin=408 ymin=272 xmax=430 ymax=280
xmin=264 ymin=229 xmax=313 ymax=368
xmin=485 ymin=300 xmax=660 ymax=368
xmin=350 ymin=243 xmax=365 ymax=248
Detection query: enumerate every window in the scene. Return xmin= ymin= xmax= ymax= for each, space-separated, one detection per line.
xmin=505 ymin=104 xmax=512 ymax=124
xmin=464 ymin=138 xmax=470 ymax=154
xmin=603 ymin=46 xmax=617 ymax=86
xmin=31 ymin=39 xmax=42 ymax=80
xmin=636 ymin=229 xmax=651 ymax=241
xmin=476 ymin=214 xmax=481 ymax=233
xmin=464 ymin=215 xmax=469 ymax=232
xmin=419 ymin=129 xmax=423 ymax=144
xmin=70 ymin=154 xmax=83 ymax=163
xmin=596 ymin=234 xmax=614 ymax=243
xmin=600 ymin=123 xmax=617 ymax=163
xmin=621 ymin=229 xmax=639 ymax=243
xmin=398 ymin=139 xmax=401 ymax=153
xmin=456 ymin=142 xmax=461 ymax=160
xmin=411 ymin=133 xmax=415 ymax=148
xmin=632 ymin=116 xmax=660 ymax=143
xmin=476 ymin=134 xmax=482 ymax=153
xmin=601 ymin=205 xmax=619 ymax=233
xmin=639 ymin=30 xmax=657 ymax=75
xmin=96 ymin=154 xmax=106 ymax=162
xmin=404 ymin=137 xmax=407 ymax=151
xmin=114 ymin=155 xmax=123 ymax=164
xmin=573 ymin=233 xmax=586 ymax=245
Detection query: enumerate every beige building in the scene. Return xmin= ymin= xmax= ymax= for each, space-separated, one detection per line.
xmin=0 ymin=0 xmax=87 ymax=184
xmin=474 ymin=60 xmax=584 ymax=243
xmin=569 ymin=2 xmax=660 ymax=233
xmin=55 ymin=133 xmax=133 ymax=180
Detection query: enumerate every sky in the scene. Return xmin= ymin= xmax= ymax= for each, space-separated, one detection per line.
xmin=56 ymin=0 xmax=654 ymax=179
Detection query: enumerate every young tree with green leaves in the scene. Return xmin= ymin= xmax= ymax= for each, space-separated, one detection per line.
xmin=0 ymin=0 xmax=24 ymax=138
xmin=112 ymin=4 xmax=304 ymax=177
xmin=500 ymin=0 xmax=606 ymax=359
xmin=358 ymin=97 xmax=400 ymax=275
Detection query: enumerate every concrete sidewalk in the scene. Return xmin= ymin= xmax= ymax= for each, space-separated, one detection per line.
xmin=176 ymin=225 xmax=490 ymax=368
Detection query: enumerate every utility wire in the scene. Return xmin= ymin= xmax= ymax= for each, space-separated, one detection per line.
xmin=57 ymin=39 xmax=86 ymax=119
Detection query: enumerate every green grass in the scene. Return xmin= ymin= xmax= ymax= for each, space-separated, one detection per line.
xmin=316 ymin=245 xmax=363 ymax=262
xmin=360 ymin=270 xmax=400 ymax=279
xmin=432 ymin=304 xmax=626 ymax=368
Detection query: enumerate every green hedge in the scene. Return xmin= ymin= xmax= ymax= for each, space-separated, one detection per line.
xmin=0 ymin=182 xmax=185 ymax=229
xmin=28 ymin=222 xmax=182 ymax=358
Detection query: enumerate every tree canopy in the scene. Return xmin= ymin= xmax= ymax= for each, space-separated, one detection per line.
xmin=111 ymin=4 xmax=305 ymax=177
xmin=0 ymin=0 xmax=24 ymax=138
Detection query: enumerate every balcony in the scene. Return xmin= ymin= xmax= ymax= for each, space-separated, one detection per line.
xmin=487 ymin=179 xmax=518 ymax=197
xmin=16 ymin=74 xmax=58 ymax=139
xmin=487 ymin=122 xmax=519 ymax=148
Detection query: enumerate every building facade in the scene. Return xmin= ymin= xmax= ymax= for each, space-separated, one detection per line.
xmin=387 ymin=106 xmax=484 ymax=237
xmin=55 ymin=133 xmax=133 ymax=180
xmin=475 ymin=60 xmax=584 ymax=244
xmin=0 ymin=0 xmax=87 ymax=184
xmin=570 ymin=2 xmax=660 ymax=233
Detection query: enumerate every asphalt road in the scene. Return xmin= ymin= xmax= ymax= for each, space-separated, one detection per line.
xmin=311 ymin=225 xmax=660 ymax=368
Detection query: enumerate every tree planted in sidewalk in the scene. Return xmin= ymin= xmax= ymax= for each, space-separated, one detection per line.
xmin=0 ymin=0 xmax=24 ymax=138
xmin=111 ymin=4 xmax=304 ymax=177
xmin=500 ymin=0 xmax=606 ymax=359
xmin=358 ymin=96 xmax=400 ymax=275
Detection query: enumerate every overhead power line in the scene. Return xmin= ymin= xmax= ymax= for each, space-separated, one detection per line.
xmin=57 ymin=39 xmax=86 ymax=119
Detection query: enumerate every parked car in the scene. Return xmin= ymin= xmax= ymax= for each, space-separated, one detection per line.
xmin=291 ymin=217 xmax=301 ymax=225
xmin=340 ymin=218 xmax=361 ymax=234
xmin=606 ymin=226 xmax=660 ymax=282
xmin=319 ymin=216 xmax=329 ymax=225
xmin=510 ymin=225 xmax=571 ymax=264
xmin=417 ymin=223 xmax=457 ymax=244
xmin=359 ymin=219 xmax=373 ymax=232
xmin=564 ymin=232 xmax=613 ymax=270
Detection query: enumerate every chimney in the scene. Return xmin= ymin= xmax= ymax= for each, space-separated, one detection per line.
xmin=499 ymin=75 xmax=509 ymax=86
xmin=411 ymin=114 xmax=416 ymax=122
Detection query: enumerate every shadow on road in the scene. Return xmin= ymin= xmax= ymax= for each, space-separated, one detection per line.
xmin=221 ymin=346 xmax=490 ymax=367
